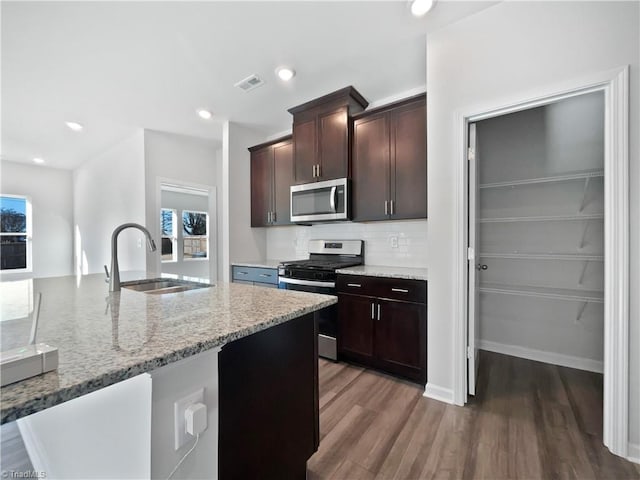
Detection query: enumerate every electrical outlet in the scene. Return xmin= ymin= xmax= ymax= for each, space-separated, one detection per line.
xmin=390 ymin=236 xmax=399 ymax=248
xmin=174 ymin=388 xmax=204 ymax=450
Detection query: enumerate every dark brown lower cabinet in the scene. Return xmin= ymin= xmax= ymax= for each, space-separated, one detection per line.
xmin=337 ymin=275 xmax=427 ymax=385
xmin=218 ymin=312 xmax=319 ymax=479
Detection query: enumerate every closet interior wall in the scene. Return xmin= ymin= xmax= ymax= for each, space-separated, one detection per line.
xmin=476 ymin=91 xmax=605 ymax=372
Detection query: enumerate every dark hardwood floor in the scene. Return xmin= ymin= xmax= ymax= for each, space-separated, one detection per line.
xmin=308 ymin=351 xmax=640 ymax=480
xmin=0 ymin=421 xmax=33 ymax=475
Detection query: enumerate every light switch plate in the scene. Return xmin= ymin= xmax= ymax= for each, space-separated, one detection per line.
xmin=174 ymin=388 xmax=204 ymax=450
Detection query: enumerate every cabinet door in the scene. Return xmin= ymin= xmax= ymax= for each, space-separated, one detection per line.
xmin=375 ymin=300 xmax=426 ymax=384
xmin=250 ymin=147 xmax=273 ymax=227
xmin=272 ymin=140 xmax=293 ymax=225
xmin=391 ymin=100 xmax=427 ymax=220
xmin=352 ymin=113 xmax=391 ymax=221
xmin=318 ymin=107 xmax=349 ymax=180
xmin=293 ymin=118 xmax=317 ymax=184
xmin=337 ymin=294 xmax=375 ymax=362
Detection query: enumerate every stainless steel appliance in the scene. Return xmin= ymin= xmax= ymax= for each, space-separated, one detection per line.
xmin=290 ymin=178 xmax=349 ymax=223
xmin=278 ymin=239 xmax=364 ymax=360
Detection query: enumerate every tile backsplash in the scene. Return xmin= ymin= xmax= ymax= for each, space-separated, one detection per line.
xmin=266 ymin=220 xmax=427 ymax=267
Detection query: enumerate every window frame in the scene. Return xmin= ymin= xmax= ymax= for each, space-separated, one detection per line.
xmin=0 ymin=194 xmax=33 ymax=273
xmin=181 ymin=209 xmax=209 ymax=262
xmin=160 ymin=208 xmax=177 ymax=263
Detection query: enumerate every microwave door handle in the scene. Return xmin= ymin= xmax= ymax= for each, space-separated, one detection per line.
xmin=329 ymin=186 xmax=337 ymax=212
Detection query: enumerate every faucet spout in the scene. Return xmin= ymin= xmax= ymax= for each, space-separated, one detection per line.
xmin=109 ymin=223 xmax=157 ymax=292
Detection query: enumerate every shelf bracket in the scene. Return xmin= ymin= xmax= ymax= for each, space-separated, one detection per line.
xmin=578 ymin=260 xmax=590 ymax=286
xmin=576 ymin=301 xmax=589 ymax=323
xmin=578 ymin=177 xmax=591 ymax=213
xmin=579 ymin=220 xmax=591 ymax=249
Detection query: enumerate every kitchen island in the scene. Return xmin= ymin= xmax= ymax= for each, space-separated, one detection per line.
xmin=0 ymin=273 xmax=336 ymax=478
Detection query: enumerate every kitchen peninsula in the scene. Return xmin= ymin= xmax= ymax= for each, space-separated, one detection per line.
xmin=0 ymin=273 xmax=335 ymax=478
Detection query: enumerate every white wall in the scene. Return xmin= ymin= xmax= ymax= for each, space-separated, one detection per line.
xmin=18 ymin=373 xmax=152 ymax=479
xmin=161 ymin=189 xmax=210 ymax=279
xmin=266 ymin=220 xmax=427 ymax=267
xmin=73 ymin=131 xmax=146 ymax=275
xmin=221 ymin=122 xmax=268 ymax=282
xmin=426 ymin=0 xmax=639 ymax=445
xmin=150 ymin=348 xmax=219 ymax=480
xmin=0 ymin=161 xmax=73 ymax=278
xmin=143 ymin=130 xmax=219 ymax=280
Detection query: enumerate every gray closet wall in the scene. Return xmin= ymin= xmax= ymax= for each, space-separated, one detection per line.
xmin=476 ymin=91 xmax=605 ymax=371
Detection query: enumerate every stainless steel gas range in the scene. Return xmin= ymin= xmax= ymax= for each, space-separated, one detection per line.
xmin=278 ymin=239 xmax=364 ymax=360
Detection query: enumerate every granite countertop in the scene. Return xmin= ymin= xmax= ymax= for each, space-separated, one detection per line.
xmin=336 ymin=265 xmax=428 ymax=281
xmin=231 ymin=259 xmax=287 ymax=269
xmin=0 ymin=273 xmax=336 ymax=424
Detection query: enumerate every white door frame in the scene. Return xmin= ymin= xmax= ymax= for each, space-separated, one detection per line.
xmin=155 ymin=177 xmax=218 ymax=283
xmin=452 ymin=66 xmax=629 ymax=457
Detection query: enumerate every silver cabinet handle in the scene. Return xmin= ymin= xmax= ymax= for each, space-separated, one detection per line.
xmin=317 ymin=164 xmax=321 ymax=178
xmin=377 ymin=304 xmax=381 ymax=320
xmin=371 ymin=303 xmax=375 ymax=320
xmin=391 ymin=288 xmax=409 ymax=293
xmin=237 ymin=271 xmax=249 ymax=275
xmin=390 ymin=200 xmax=395 ymax=215
xmin=259 ymin=273 xmax=272 ymax=277
xmin=329 ymin=186 xmax=337 ymax=212
xmin=267 ymin=212 xmax=271 ymax=223
xmin=312 ymin=165 xmax=316 ymax=177
xmin=272 ymin=211 xmax=276 ymax=223
xmin=347 ymin=283 xmax=361 ymax=288
xmin=385 ymin=200 xmax=389 ymax=215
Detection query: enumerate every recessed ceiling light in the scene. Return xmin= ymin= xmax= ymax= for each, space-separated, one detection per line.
xmin=410 ymin=0 xmax=435 ymax=17
xmin=197 ymin=109 xmax=212 ymax=120
xmin=65 ymin=121 xmax=84 ymax=132
xmin=275 ymin=67 xmax=296 ymax=82
xmin=33 ymin=157 xmax=45 ymax=164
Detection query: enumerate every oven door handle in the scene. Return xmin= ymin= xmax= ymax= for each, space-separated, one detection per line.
xmin=278 ymin=277 xmax=336 ymax=288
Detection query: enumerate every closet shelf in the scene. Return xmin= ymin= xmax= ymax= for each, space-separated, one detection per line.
xmin=479 ymin=283 xmax=604 ymax=303
xmin=479 ymin=213 xmax=604 ymax=223
xmin=479 ymin=253 xmax=604 ymax=261
xmin=479 ymin=170 xmax=604 ymax=189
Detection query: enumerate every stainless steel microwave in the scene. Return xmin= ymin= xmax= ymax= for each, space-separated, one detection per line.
xmin=290 ymin=178 xmax=349 ymax=223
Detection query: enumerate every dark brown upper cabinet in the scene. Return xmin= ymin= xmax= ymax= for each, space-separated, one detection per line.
xmin=352 ymin=94 xmax=427 ymax=221
xmin=249 ymin=136 xmax=293 ymax=227
xmin=288 ymin=86 xmax=368 ymax=184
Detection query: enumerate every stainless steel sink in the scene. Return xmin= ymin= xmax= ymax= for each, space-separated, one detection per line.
xmin=120 ymin=278 xmax=212 ymax=294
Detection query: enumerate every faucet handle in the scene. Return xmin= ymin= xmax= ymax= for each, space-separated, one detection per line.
xmin=104 ymin=265 xmax=110 ymax=283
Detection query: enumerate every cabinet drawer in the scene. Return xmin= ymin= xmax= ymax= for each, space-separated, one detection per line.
xmin=337 ymin=274 xmax=426 ymax=304
xmin=232 ymin=266 xmax=278 ymax=285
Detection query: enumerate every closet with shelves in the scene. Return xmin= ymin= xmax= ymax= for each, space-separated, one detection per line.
xmin=474 ymin=91 xmax=605 ymax=370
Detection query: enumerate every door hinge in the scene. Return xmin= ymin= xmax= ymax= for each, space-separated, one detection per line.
xmin=467 ymin=147 xmax=475 ymax=161
xmin=467 ymin=346 xmax=474 ymax=359
xmin=467 ymin=247 xmax=475 ymax=260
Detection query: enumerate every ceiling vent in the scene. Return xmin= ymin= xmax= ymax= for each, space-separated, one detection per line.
xmin=234 ymin=74 xmax=265 ymax=92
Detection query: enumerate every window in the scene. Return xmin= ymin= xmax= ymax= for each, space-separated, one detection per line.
xmin=0 ymin=195 xmax=31 ymax=271
xmin=182 ymin=210 xmax=208 ymax=260
xmin=160 ymin=208 xmax=177 ymax=262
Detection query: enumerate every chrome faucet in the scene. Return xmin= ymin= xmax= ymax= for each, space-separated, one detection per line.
xmin=108 ymin=223 xmax=157 ymax=292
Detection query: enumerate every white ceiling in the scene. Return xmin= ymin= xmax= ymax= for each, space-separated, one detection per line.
xmin=1 ymin=1 xmax=496 ymax=170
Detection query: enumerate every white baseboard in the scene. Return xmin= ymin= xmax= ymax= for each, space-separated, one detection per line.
xmin=628 ymin=442 xmax=640 ymax=465
xmin=478 ymin=340 xmax=604 ymax=374
xmin=423 ymin=383 xmax=454 ymax=404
